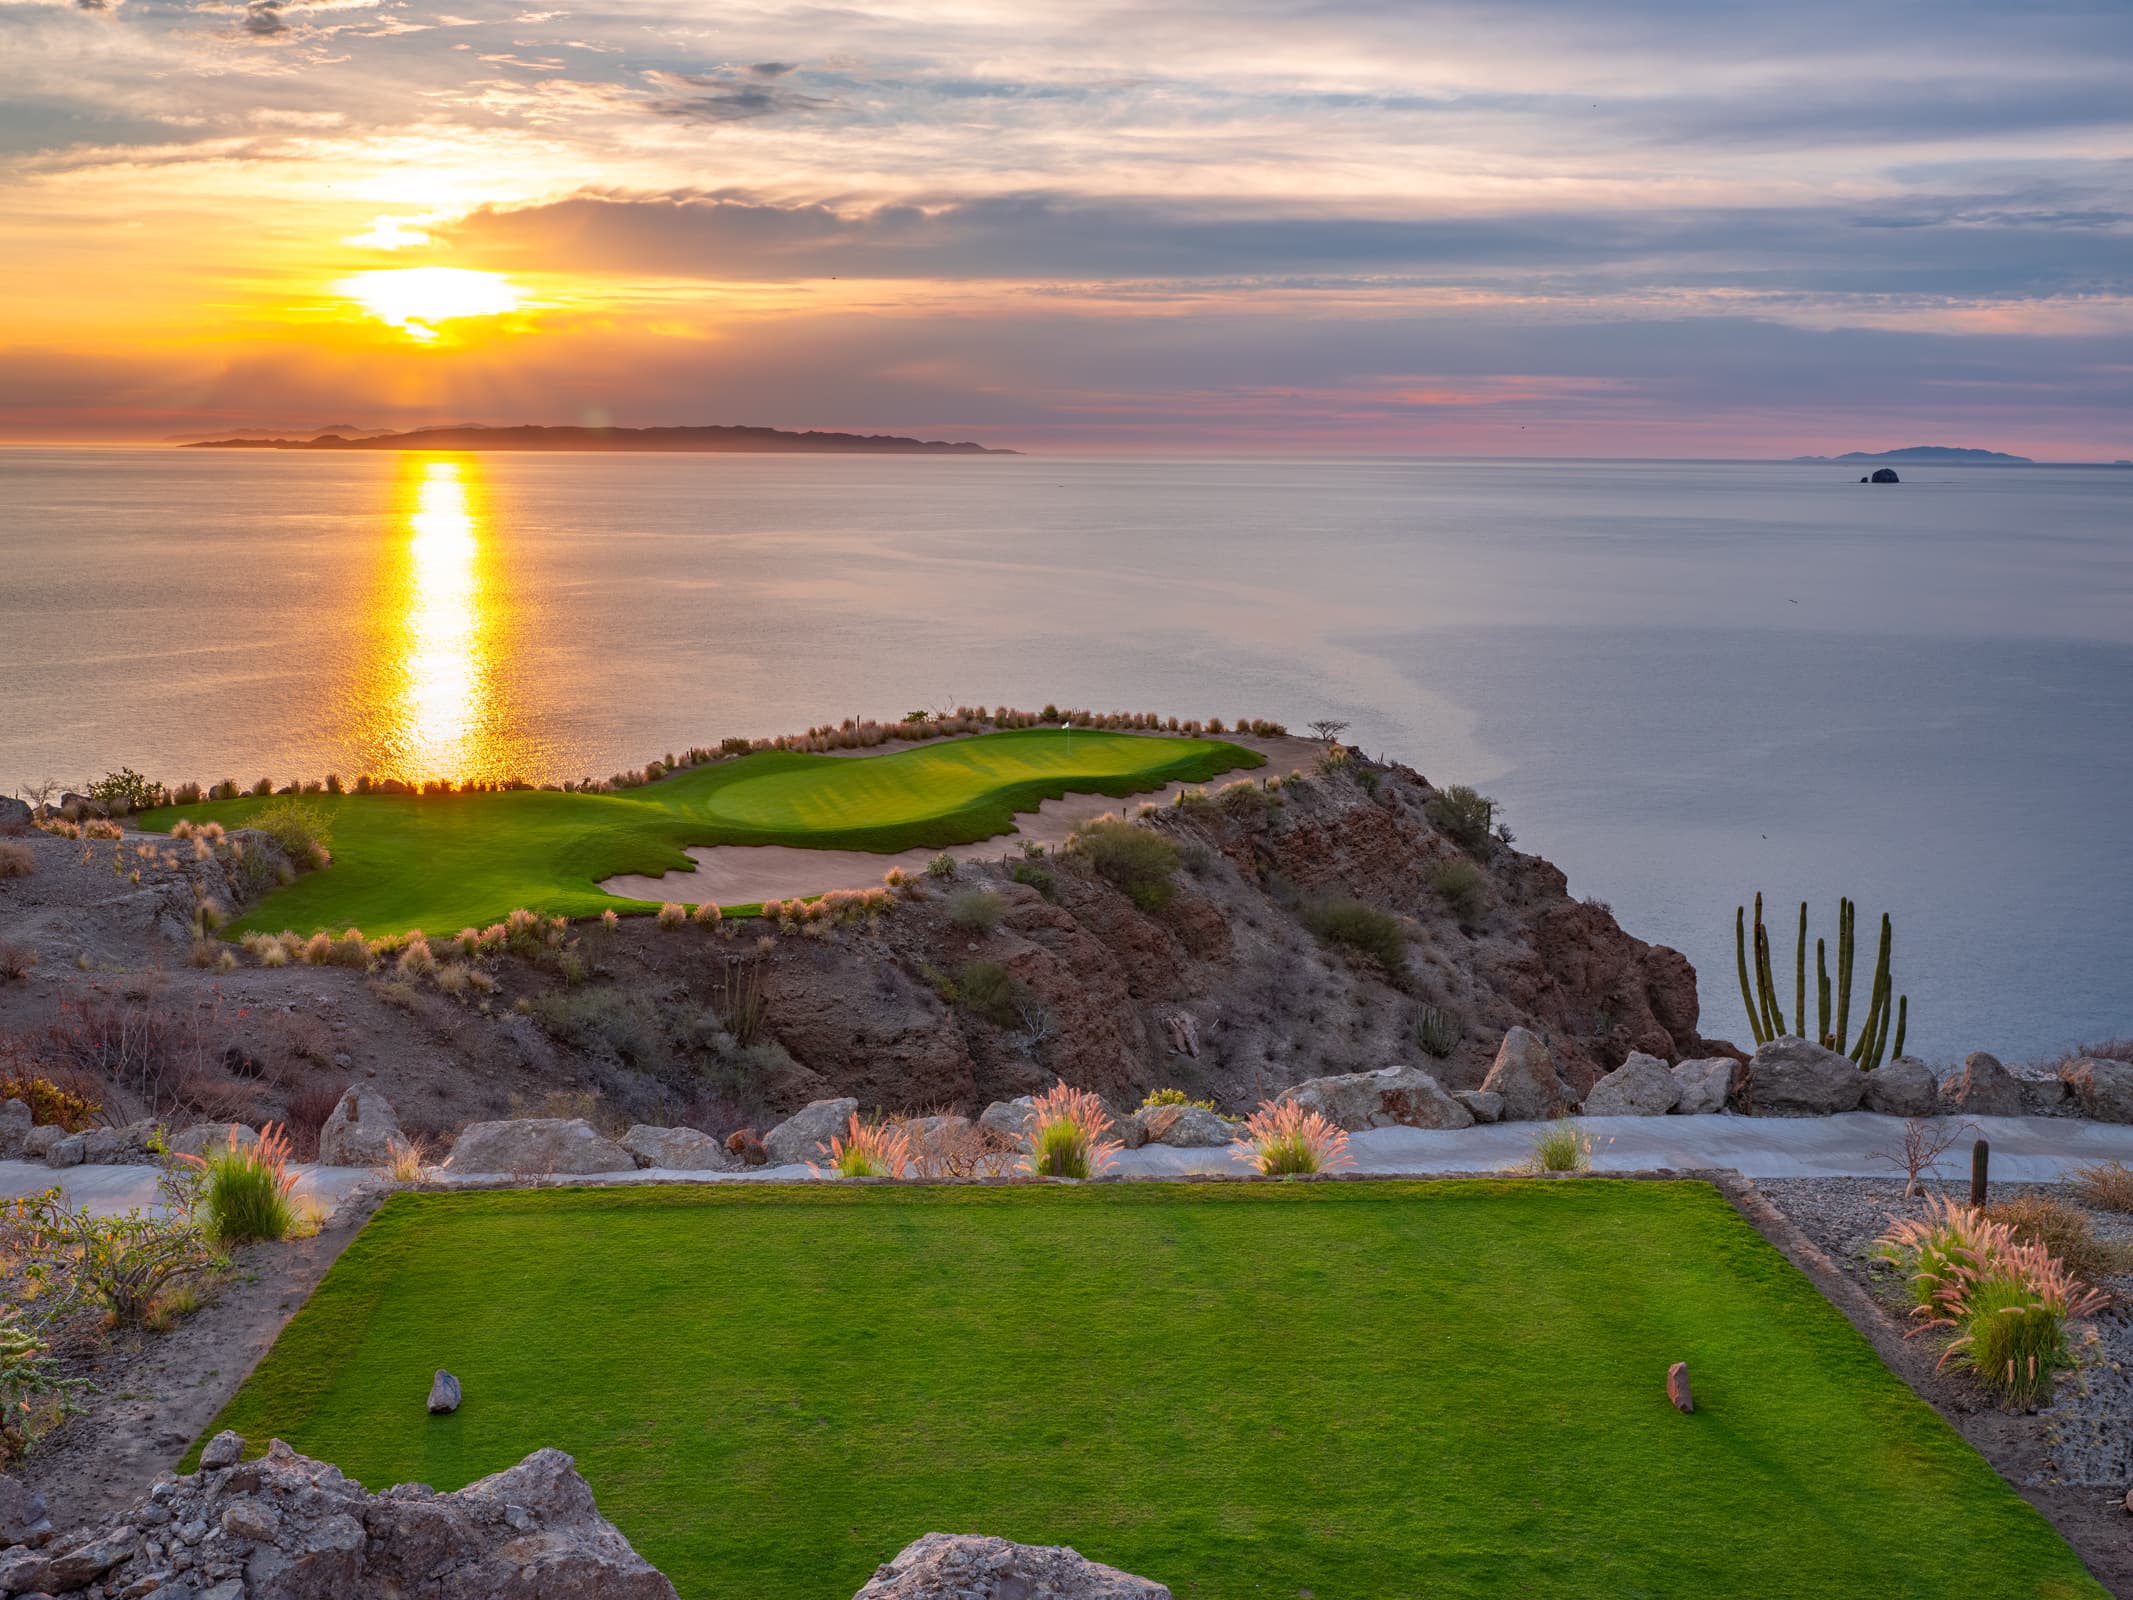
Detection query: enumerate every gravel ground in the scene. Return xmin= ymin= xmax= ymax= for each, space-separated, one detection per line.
xmin=1758 ymin=1174 xmax=2133 ymax=1492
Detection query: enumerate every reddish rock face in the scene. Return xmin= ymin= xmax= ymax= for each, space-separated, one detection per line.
xmin=761 ymin=948 xmax=979 ymax=1110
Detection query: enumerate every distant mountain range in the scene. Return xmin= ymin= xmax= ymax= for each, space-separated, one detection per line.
xmin=183 ymin=423 xmax=1015 ymax=455
xmin=1790 ymin=446 xmax=2033 ymax=464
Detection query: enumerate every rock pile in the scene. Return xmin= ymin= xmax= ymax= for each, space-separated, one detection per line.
xmin=855 ymin=1533 xmax=1172 ymax=1599
xmin=0 ymin=1437 xmax=677 ymax=1599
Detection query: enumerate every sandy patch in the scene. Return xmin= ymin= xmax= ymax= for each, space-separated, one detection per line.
xmin=602 ymin=731 xmax=1324 ymax=906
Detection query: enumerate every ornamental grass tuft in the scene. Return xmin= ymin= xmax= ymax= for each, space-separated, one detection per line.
xmin=1026 ymin=1083 xmax=1121 ymax=1179
xmin=1233 ymin=1099 xmax=1350 ymax=1176
xmin=1529 ymin=1118 xmax=1592 ymax=1173
xmin=181 ymin=1123 xmax=299 ymax=1246
xmin=812 ymin=1115 xmax=912 ymax=1180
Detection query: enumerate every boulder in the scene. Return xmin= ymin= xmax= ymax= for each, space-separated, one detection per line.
xmin=0 ymin=796 xmax=31 ymax=829
xmin=1581 ymin=1053 xmax=1679 ymax=1117
xmin=199 ymin=1428 xmax=246 ymax=1469
xmin=1451 ymin=1090 xmax=1503 ymax=1125
xmin=1112 ymin=1108 xmax=1150 ymax=1149
xmin=0 ymin=1098 xmax=30 ymax=1160
xmin=13 ymin=1436 xmax=677 ymax=1600
xmin=1479 ymin=1027 xmax=1573 ymax=1121
xmin=762 ymin=1098 xmax=860 ymax=1167
xmin=1941 ymin=1051 xmax=2025 ymax=1118
xmin=167 ymin=1122 xmax=261 ymax=1160
xmin=2061 ymin=1058 xmax=2133 ymax=1124
xmin=854 ymin=1533 xmax=1171 ymax=1600
xmin=977 ymin=1097 xmax=1037 ymax=1148
xmin=1138 ymin=1103 xmax=1235 ymax=1147
xmin=79 ymin=1119 xmax=158 ymax=1164
xmin=1750 ymin=1037 xmax=1864 ymax=1116
xmin=1863 ymin=1056 xmax=1939 ymax=1118
xmin=1670 ymin=1057 xmax=1737 ymax=1115
xmin=1282 ymin=1065 xmax=1473 ymax=1131
xmin=319 ymin=1084 xmax=406 ymax=1167
xmin=1667 ymin=1361 xmax=1695 ymax=1414
xmin=429 ymin=1369 xmax=463 ymax=1414
xmin=45 ymin=1130 xmax=86 ymax=1168
xmin=621 ymin=1125 xmax=736 ymax=1171
xmin=445 ymin=1118 xmax=634 ymax=1176
xmin=25 ymin=1124 xmax=64 ymax=1161
xmin=0 ymin=1474 xmax=52 ymax=1546
xmin=1863 ymin=467 xmax=1900 ymax=483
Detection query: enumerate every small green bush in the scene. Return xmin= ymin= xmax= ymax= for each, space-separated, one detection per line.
xmin=1530 ymin=1119 xmax=1592 ymax=1173
xmin=88 ymin=767 xmax=159 ymax=811
xmin=1428 ymin=859 xmax=1487 ymax=921
xmin=1217 ymin=780 xmax=1268 ymax=823
xmin=1426 ymin=785 xmax=1498 ymax=852
xmin=955 ymin=960 xmax=1024 ymax=1027
xmin=1141 ymin=1086 xmax=1218 ymax=1112
xmin=533 ymin=987 xmax=670 ymax=1069
xmin=927 ymin=852 xmax=959 ymax=880
xmin=1301 ymin=896 xmax=1406 ymax=972
xmin=947 ymin=887 xmax=1004 ymax=934
xmin=252 ymin=800 xmax=333 ymax=870
xmin=1010 ymin=861 xmax=1055 ymax=898
xmin=1069 ymin=819 xmax=1180 ymax=911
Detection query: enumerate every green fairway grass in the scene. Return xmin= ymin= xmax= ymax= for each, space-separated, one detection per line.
xmin=193 ymin=1182 xmax=2101 ymax=1600
xmin=137 ymin=729 xmax=1258 ymax=936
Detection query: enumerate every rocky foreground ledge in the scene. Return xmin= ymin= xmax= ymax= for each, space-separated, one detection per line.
xmin=0 ymin=1436 xmax=1170 ymax=1599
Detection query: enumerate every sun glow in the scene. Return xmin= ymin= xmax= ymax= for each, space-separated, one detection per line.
xmin=337 ymin=266 xmax=521 ymax=341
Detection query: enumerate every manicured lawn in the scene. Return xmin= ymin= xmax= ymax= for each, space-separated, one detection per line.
xmin=194 ymin=1182 xmax=2101 ymax=1600
xmin=136 ymin=729 xmax=1257 ymax=936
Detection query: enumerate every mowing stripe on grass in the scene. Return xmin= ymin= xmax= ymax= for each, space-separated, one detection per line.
xmin=194 ymin=1181 xmax=2103 ymax=1600
xmin=139 ymin=729 xmax=1259 ymax=936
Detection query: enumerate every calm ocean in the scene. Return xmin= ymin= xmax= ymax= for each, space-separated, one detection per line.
xmin=3 ymin=448 xmax=2128 ymax=1059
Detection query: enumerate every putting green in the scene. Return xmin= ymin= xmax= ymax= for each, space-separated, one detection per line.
xmin=191 ymin=1182 xmax=2104 ymax=1600
xmin=139 ymin=729 xmax=1258 ymax=936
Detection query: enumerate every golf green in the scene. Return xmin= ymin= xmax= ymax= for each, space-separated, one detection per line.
xmin=138 ymin=728 xmax=1258 ymax=936
xmin=194 ymin=1182 xmax=2101 ymax=1600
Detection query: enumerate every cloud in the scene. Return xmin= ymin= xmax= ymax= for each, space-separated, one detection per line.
xmin=638 ymin=69 xmax=831 ymax=124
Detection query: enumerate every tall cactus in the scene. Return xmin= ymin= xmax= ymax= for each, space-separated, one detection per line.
xmin=1736 ymin=894 xmax=1908 ymax=1067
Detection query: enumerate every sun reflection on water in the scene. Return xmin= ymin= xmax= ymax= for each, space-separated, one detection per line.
xmin=355 ymin=456 xmax=512 ymax=784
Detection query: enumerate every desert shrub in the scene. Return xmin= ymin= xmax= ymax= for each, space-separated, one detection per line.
xmin=1217 ymin=780 xmax=1268 ymax=823
xmin=1987 ymin=1195 xmax=2128 ymax=1285
xmin=0 ymin=941 xmax=33 ymax=982
xmin=531 ymin=987 xmax=669 ymax=1069
xmin=954 ymin=960 xmax=1024 ymax=1027
xmin=0 ymin=842 xmax=32 ymax=879
xmin=181 ymin=1124 xmax=298 ymax=1245
xmin=1178 ymin=842 xmax=1215 ymax=877
xmin=947 ymin=887 xmax=1003 ymax=934
xmin=711 ymin=959 xmax=768 ymax=1046
xmin=0 ymin=1303 xmax=89 ymax=1463
xmin=650 ymin=901 xmax=685 ymax=928
xmin=1141 ymin=1086 xmax=1218 ymax=1111
xmin=1428 ymin=859 xmax=1487 ymax=920
xmin=901 ymin=1117 xmax=1019 ymax=1180
xmin=1530 ymin=1119 xmax=1592 ymax=1173
xmin=0 ymin=1074 xmax=100 ymax=1131
xmin=1425 ymin=785 xmax=1498 ymax=852
xmin=1233 ymin=1099 xmax=1351 ymax=1176
xmin=250 ymin=799 xmax=333 ymax=871
xmin=2071 ymin=1161 xmax=2133 ymax=1214
xmin=812 ymin=1114 xmax=912 ymax=1179
xmin=882 ymin=866 xmax=909 ymax=889
xmin=1010 ymin=861 xmax=1055 ymax=898
xmin=41 ymin=990 xmax=233 ymax=1116
xmin=87 ymin=768 xmax=159 ymax=811
xmin=1301 ymin=896 xmax=1406 ymax=972
xmin=1026 ymin=1083 xmax=1120 ymax=1179
xmin=691 ymin=901 xmax=722 ymax=927
xmin=1415 ymin=1004 xmax=1464 ymax=1060
xmin=1068 ymin=818 xmax=1180 ymax=911
xmin=0 ymin=1188 xmax=225 ymax=1330
xmin=927 ymin=852 xmax=959 ymax=880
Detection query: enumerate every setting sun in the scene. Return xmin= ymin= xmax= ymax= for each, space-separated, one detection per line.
xmin=336 ymin=267 xmax=521 ymax=342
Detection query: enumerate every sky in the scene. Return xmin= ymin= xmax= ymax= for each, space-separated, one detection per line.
xmin=2 ymin=0 xmax=2130 ymax=455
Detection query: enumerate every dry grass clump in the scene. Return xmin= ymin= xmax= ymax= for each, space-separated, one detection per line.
xmin=947 ymin=887 xmax=1003 ymax=934
xmin=0 ymin=940 xmax=33 ymax=982
xmin=1528 ymin=1119 xmax=1592 ymax=1173
xmin=691 ymin=901 xmax=723 ymax=926
xmin=1985 ymin=1195 xmax=2129 ymax=1285
xmin=656 ymin=902 xmax=688 ymax=928
xmin=0 ymin=842 xmax=33 ymax=879
xmin=2071 ymin=1160 xmax=2133 ymax=1214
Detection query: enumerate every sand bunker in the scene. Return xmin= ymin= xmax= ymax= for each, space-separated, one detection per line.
xmin=601 ymin=732 xmax=1320 ymax=905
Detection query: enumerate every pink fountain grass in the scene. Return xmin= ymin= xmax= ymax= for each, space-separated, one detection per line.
xmin=1232 ymin=1099 xmax=1351 ymax=1176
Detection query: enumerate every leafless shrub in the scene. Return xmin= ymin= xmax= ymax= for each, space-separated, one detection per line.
xmin=902 ymin=1116 xmax=1019 ymax=1180
xmin=0 ymin=842 xmax=33 ymax=880
xmin=40 ymin=987 xmax=235 ymax=1118
xmin=282 ymin=1078 xmax=347 ymax=1161
xmin=1874 ymin=1117 xmax=1976 ymax=1198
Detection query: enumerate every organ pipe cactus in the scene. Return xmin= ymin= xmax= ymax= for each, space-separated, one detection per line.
xmin=1735 ymin=895 xmax=1908 ymax=1067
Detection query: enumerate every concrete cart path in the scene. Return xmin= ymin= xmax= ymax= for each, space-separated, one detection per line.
xmin=8 ymin=1112 xmax=2131 ymax=1213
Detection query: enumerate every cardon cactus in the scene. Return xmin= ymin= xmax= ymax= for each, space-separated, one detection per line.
xmin=1736 ymin=895 xmax=1907 ymax=1068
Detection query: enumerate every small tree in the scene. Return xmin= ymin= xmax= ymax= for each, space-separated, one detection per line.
xmin=1876 ymin=1117 xmax=1976 ymax=1199
xmin=1307 ymin=718 xmax=1351 ymax=745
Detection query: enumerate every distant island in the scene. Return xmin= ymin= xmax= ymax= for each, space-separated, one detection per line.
xmin=1790 ymin=446 xmax=2033 ymax=465
xmin=183 ymin=423 xmax=1015 ymax=455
